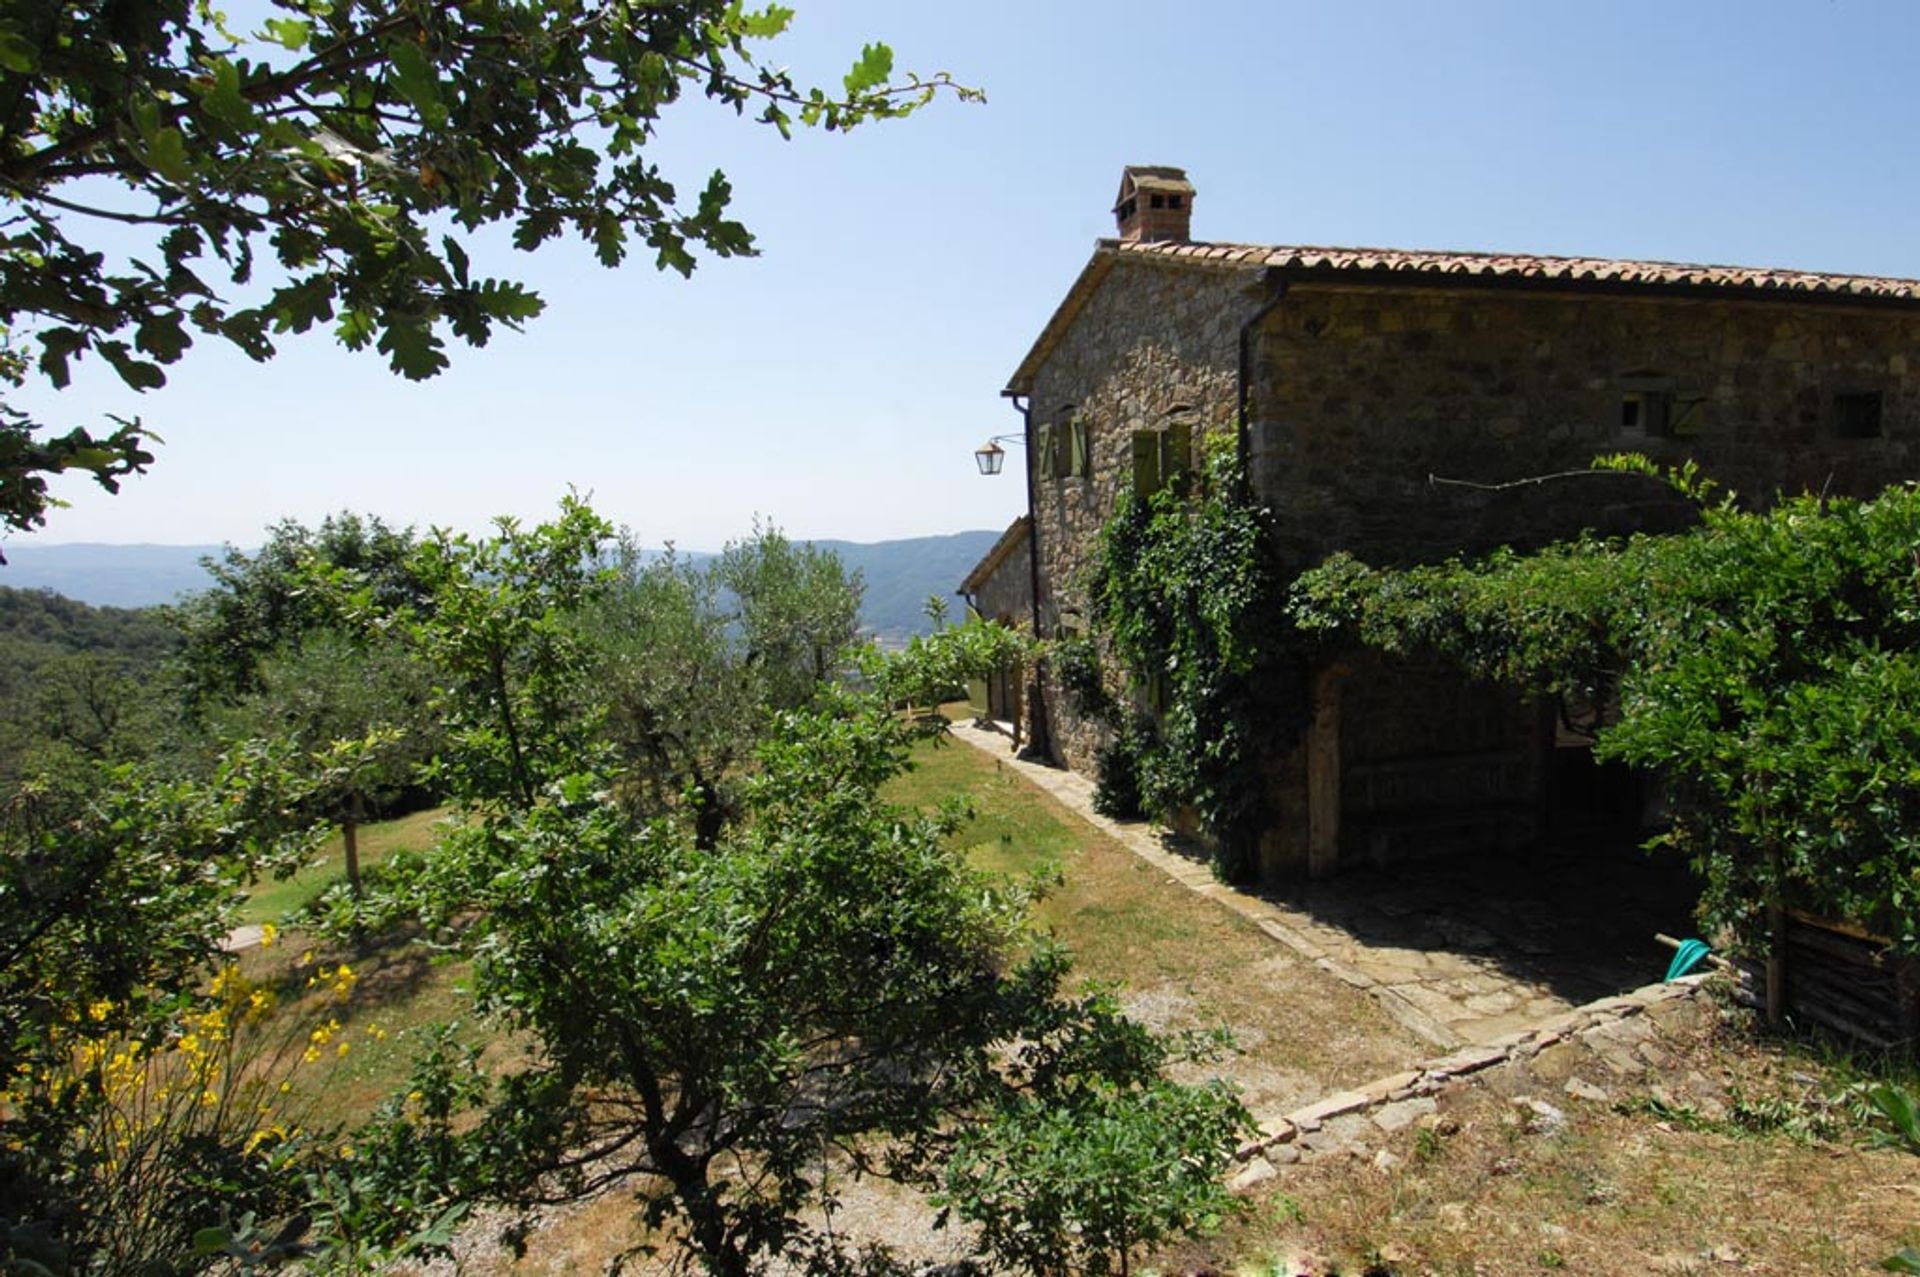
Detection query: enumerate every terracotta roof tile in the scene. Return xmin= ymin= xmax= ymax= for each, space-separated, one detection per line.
xmin=1114 ymin=238 xmax=1920 ymax=301
xmin=1003 ymin=235 xmax=1920 ymax=396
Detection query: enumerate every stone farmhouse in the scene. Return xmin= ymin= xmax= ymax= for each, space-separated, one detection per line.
xmin=1002 ymin=165 xmax=1920 ymax=884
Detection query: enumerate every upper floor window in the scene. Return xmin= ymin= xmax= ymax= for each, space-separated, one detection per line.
xmin=1620 ymin=390 xmax=1668 ymax=436
xmin=1619 ymin=376 xmax=1706 ymax=438
xmin=1129 ymin=421 xmax=1192 ymax=498
xmin=1034 ymin=416 xmax=1091 ymax=480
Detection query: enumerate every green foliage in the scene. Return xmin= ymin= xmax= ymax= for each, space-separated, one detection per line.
xmin=715 ymin=524 xmax=867 ymax=714
xmin=0 ymin=0 xmax=975 ymax=532
xmin=0 ymin=586 xmax=178 ymax=784
xmin=1293 ymin=460 xmax=1920 ymax=951
xmin=216 ymin=631 xmax=442 ymax=807
xmin=870 ymin=613 xmax=1041 ymax=713
xmin=171 ymin=513 xmax=427 ymax=708
xmin=387 ymin=697 xmax=1180 ymax=1277
xmin=300 ymin=501 xmax=1241 ymax=1277
xmin=393 ymin=498 xmax=616 ymax=812
xmin=1052 ymin=634 xmax=1114 ymax=722
xmin=942 ymin=1044 xmax=1249 ymax=1277
xmin=1865 ymin=1082 xmax=1920 ymax=1155
xmin=587 ymin=526 xmax=865 ymax=847
xmin=4 ymin=497 xmax=1245 ymax=1277
xmin=1091 ymin=718 xmax=1149 ymax=821
xmin=1086 ymin=445 xmax=1299 ymax=878
xmin=0 ymin=752 xmax=323 ymax=1276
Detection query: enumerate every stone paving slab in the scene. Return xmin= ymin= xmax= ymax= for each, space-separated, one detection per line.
xmin=949 ymin=720 xmax=1694 ymax=1052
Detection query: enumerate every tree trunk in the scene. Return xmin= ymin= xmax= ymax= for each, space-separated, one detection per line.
xmin=692 ymin=777 xmax=726 ymax=852
xmin=343 ymin=791 xmax=366 ymax=903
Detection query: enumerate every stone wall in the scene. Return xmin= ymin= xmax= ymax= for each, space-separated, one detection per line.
xmin=1248 ymin=285 xmax=1920 ymax=571
xmin=1022 ymin=260 xmax=1920 ymax=876
xmin=968 ymin=532 xmax=1031 ymax=629
xmin=1024 ymin=261 xmax=1255 ymax=773
xmin=1240 ymin=285 xmax=1920 ymax=875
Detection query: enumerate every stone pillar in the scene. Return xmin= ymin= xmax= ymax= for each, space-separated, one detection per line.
xmin=1307 ymin=664 xmax=1349 ymax=879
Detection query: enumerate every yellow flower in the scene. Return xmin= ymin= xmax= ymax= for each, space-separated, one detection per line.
xmin=259 ymin=922 xmax=277 ymax=948
xmin=302 ymin=1046 xmax=321 ymax=1065
xmin=336 ymin=1041 xmax=350 ymax=1058
xmin=338 ymin=1143 xmax=354 ymax=1160
xmin=87 ymin=999 xmax=114 ymax=1022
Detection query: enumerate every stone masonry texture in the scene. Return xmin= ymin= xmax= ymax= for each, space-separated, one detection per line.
xmin=1023 ymin=255 xmax=1920 ymax=878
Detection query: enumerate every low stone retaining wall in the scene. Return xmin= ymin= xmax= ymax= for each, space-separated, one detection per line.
xmin=1233 ymin=972 xmax=1711 ymax=1167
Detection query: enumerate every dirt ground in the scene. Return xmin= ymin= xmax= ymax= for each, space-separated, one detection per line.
xmin=1179 ymin=997 xmax=1920 ymax=1277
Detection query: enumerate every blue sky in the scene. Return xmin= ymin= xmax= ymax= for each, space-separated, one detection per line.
xmin=13 ymin=0 xmax=1920 ymax=552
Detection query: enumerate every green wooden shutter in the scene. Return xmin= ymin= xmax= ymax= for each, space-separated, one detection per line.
xmin=1069 ymin=417 xmax=1090 ymax=478
xmin=1036 ymin=423 xmax=1057 ymax=480
xmin=1160 ymin=421 xmax=1193 ymax=495
xmin=1130 ymin=430 xmax=1161 ymax=496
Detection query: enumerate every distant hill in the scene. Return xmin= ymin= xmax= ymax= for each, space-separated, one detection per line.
xmin=0 ymin=530 xmax=1007 ymax=639
xmin=817 ymin=531 xmax=1002 ymax=643
xmin=0 ymin=543 xmax=223 ymax=608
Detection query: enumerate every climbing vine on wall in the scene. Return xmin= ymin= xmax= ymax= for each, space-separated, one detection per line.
xmin=1290 ymin=455 xmax=1920 ymax=953
xmin=1084 ymin=444 xmax=1303 ymax=880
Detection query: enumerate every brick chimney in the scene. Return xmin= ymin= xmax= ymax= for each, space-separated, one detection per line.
xmin=1114 ymin=165 xmax=1194 ymax=243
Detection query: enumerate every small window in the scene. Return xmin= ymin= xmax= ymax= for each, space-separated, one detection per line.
xmin=1128 ymin=422 xmax=1192 ymax=498
xmin=1149 ymin=193 xmax=1165 ymax=209
xmin=1167 ymin=194 xmax=1183 ymax=209
xmin=1621 ymin=391 xmax=1671 ymax=437
xmin=1834 ymin=392 xmax=1883 ymax=439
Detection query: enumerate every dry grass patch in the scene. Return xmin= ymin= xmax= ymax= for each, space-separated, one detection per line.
xmin=1192 ymin=1006 xmax=1920 ymax=1277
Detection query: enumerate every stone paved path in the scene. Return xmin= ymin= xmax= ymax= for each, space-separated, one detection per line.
xmin=948 ymin=720 xmax=1693 ymax=1050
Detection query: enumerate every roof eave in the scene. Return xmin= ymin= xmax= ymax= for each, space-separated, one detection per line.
xmin=958 ymin=515 xmax=1034 ymax=595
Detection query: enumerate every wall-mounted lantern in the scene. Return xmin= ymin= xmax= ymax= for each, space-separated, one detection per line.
xmin=973 ymin=433 xmax=1022 ymax=476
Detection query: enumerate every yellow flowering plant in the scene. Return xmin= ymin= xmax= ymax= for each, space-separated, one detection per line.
xmin=0 ymin=957 xmax=376 ymax=1277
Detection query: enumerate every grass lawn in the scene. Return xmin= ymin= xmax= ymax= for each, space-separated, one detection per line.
xmin=231 ymin=804 xmax=478 ymax=1124
xmin=236 ymin=805 xmax=453 ymax=926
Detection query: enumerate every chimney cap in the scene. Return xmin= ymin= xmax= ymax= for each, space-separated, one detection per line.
xmin=1114 ymin=165 xmax=1195 ymax=243
xmin=1113 ymin=165 xmax=1194 ymax=212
